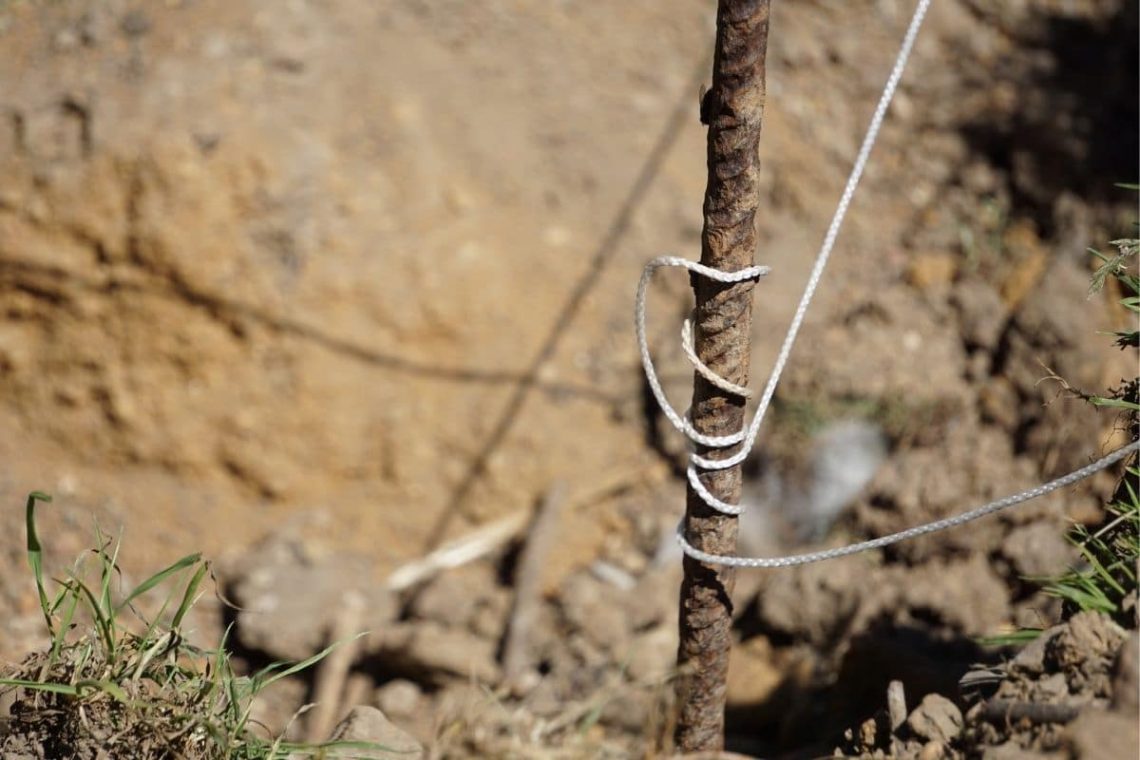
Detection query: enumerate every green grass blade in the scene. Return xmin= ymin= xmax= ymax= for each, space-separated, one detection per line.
xmin=76 ymin=679 xmax=130 ymax=703
xmin=95 ymin=523 xmax=120 ymax=626
xmin=133 ymin=594 xmax=175 ymax=670
xmin=276 ymin=739 xmax=408 ymax=756
xmin=48 ymin=585 xmax=81 ymax=669
xmin=0 ymin=678 xmax=79 ymax=696
xmin=1077 ymin=543 xmax=1127 ymax=596
xmin=67 ymin=571 xmax=117 ymax=656
xmin=1089 ymin=396 xmax=1140 ymax=411
xmin=1048 ymin=582 xmax=1113 ymax=613
xmin=978 ymin=628 xmax=1043 ymax=647
xmin=254 ymin=632 xmax=368 ymax=692
xmin=1121 ymin=469 xmax=1139 ymax=507
xmin=24 ymin=491 xmax=55 ymax=637
xmin=171 ymin=559 xmax=209 ymax=630
xmin=117 ymin=553 xmax=203 ymax=613
xmin=129 ymin=628 xmax=176 ymax=683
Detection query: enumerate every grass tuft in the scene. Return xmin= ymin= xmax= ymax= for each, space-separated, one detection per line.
xmin=1042 ymin=196 xmax=1139 ymax=626
xmin=0 ymin=493 xmax=388 ymax=759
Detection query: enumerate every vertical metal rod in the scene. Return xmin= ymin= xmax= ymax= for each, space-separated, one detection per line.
xmin=675 ymin=0 xmax=771 ymax=751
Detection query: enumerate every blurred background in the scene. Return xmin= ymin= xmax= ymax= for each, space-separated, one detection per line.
xmin=0 ymin=0 xmax=1136 ymax=756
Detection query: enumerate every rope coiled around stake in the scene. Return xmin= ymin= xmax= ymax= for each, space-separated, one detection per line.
xmin=635 ymin=0 xmax=1139 ymax=567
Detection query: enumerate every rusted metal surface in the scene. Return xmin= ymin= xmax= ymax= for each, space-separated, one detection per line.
xmin=675 ymin=0 xmax=771 ymax=751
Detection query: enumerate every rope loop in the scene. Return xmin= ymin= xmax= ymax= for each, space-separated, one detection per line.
xmin=634 ymin=0 xmax=1140 ymax=568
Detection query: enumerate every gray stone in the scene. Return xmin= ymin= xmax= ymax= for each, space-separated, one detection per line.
xmin=1065 ymin=709 xmax=1139 ymax=760
xmin=599 ymin=692 xmax=651 ymax=733
xmin=624 ymin=567 xmax=677 ymax=632
xmin=951 ymin=279 xmax=1006 ymax=350
xmin=624 ymin=625 xmax=677 ymax=683
xmin=918 ymin=741 xmax=946 ymax=760
xmin=1001 ymin=523 xmax=1073 ymax=579
xmin=1111 ymin=632 xmax=1138 ymax=713
xmin=1011 ymin=626 xmax=1063 ymax=675
xmin=409 ymin=564 xmax=494 ymax=629
xmin=326 ymin=705 xmax=423 ymax=759
xmin=1033 ymin=672 xmax=1070 ymax=702
xmin=559 ymin=572 xmax=632 ymax=654
xmin=402 ymin=622 xmax=500 ymax=683
xmin=981 ymin=742 xmax=1052 ymax=760
xmin=906 ymin=694 xmax=963 ymax=743
xmin=227 ymin=535 xmax=395 ymax=662
xmin=1048 ymin=611 xmax=1128 ymax=692
xmin=376 ymin=679 xmax=423 ymax=719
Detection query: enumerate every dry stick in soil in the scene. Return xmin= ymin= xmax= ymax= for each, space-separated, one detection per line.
xmin=502 ymin=483 xmax=566 ymax=689
xmin=305 ymin=591 xmax=366 ymax=743
xmin=676 ymin=0 xmax=770 ymax=751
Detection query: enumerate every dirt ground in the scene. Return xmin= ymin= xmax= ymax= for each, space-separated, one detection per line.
xmin=0 ymin=0 xmax=1137 ymax=757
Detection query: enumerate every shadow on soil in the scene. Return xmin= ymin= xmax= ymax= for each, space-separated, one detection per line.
xmin=725 ymin=621 xmax=992 ymax=758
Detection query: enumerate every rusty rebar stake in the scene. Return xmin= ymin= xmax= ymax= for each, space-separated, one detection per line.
xmin=676 ymin=0 xmax=771 ymax=751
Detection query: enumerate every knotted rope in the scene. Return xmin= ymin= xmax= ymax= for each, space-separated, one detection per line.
xmin=635 ymin=0 xmax=1139 ymax=568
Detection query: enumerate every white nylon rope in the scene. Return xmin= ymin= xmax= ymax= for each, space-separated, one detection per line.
xmin=675 ymin=441 xmax=1140 ymax=568
xmin=635 ymin=0 xmax=1140 ymax=567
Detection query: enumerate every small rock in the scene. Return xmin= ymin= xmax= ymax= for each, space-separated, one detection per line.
xmin=1010 ymin=626 xmax=1062 ymax=675
xmin=523 ymin=677 xmax=565 ymax=717
xmin=726 ymin=635 xmax=782 ymax=707
xmin=980 ymin=742 xmax=1045 ymax=760
xmin=951 ymin=279 xmax=1006 ymax=350
xmin=505 ymin=667 xmax=542 ymax=697
xmin=859 ymin=717 xmax=878 ymax=749
xmin=979 ymin=378 xmax=1020 ymax=431
xmin=625 ymin=624 xmax=677 ymax=683
xmin=624 ymin=567 xmax=676 ymax=631
xmin=1001 ymin=523 xmax=1073 ymax=578
xmin=226 ymin=536 xmax=395 ymax=662
xmin=1111 ymin=632 xmax=1138 ymax=713
xmin=755 ymin=561 xmax=860 ymax=645
xmin=907 ymin=252 xmax=958 ymax=290
xmin=600 ymin=692 xmax=651 ymax=733
xmin=896 ymin=554 xmax=1011 ymax=634
xmin=376 ymin=679 xmax=422 ymax=719
xmin=919 ymin=741 xmax=946 ymax=760
xmin=887 ymin=680 xmax=908 ymax=732
xmin=559 ymin=572 xmax=632 ymax=654
xmin=119 ymin=10 xmax=151 ymax=37
xmin=469 ymin=599 xmax=507 ymax=641
xmin=409 ymin=570 xmax=483 ymax=628
xmin=403 ymin=622 xmax=500 ymax=683
xmin=1032 ymin=672 xmax=1069 ymax=702
xmin=1048 ymin=611 xmax=1128 ymax=692
xmin=326 ymin=706 xmax=423 ymax=759
xmin=1064 ymin=708 xmax=1139 ymax=760
xmin=906 ymin=694 xmax=963 ymax=743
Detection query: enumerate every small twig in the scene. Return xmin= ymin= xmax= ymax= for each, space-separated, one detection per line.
xmin=887 ymin=680 xmax=907 ymax=733
xmin=979 ymin=699 xmax=1083 ymax=726
xmin=304 ymin=591 xmax=365 ymax=743
xmin=341 ymin=672 xmax=373 ymax=715
xmin=502 ymin=483 xmax=567 ymax=689
xmin=388 ymin=471 xmax=638 ymax=591
xmin=1035 ymin=359 xmax=1097 ymax=405
xmin=388 ymin=511 xmax=530 ymax=592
